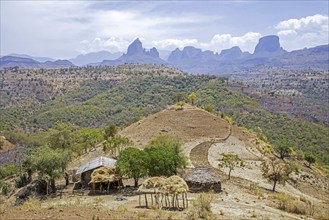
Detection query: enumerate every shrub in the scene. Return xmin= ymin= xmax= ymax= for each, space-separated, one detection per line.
xmin=187 ymin=193 xmax=216 ymax=220
xmin=0 ymin=182 xmax=11 ymax=196
xmin=0 ymin=164 xmax=19 ymax=179
xmin=204 ymin=104 xmax=215 ymax=113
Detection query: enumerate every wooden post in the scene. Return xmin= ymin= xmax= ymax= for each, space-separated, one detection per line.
xmin=182 ymin=193 xmax=185 ymax=209
xmin=145 ymin=194 xmax=148 ymax=208
xmin=185 ymin=193 xmax=188 ymax=208
xmin=139 ymin=194 xmax=141 ymax=207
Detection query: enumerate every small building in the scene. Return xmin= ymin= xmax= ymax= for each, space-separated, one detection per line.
xmin=183 ymin=167 xmax=221 ymax=193
xmin=76 ymin=156 xmax=117 ymax=187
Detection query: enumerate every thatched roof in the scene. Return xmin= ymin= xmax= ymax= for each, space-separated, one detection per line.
xmin=183 ymin=167 xmax=221 ymax=185
xmin=89 ymin=167 xmax=120 ymax=184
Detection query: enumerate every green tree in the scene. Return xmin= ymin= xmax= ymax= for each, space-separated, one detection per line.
xmin=188 ymin=92 xmax=197 ymax=105
xmin=25 ymin=146 xmax=70 ymax=194
xmin=261 ymin=157 xmax=293 ymax=191
xmin=176 ymin=101 xmax=185 ymax=110
xmin=77 ymin=128 xmax=103 ymax=154
xmin=146 ymin=135 xmax=188 ymax=175
xmin=116 ymin=147 xmax=148 ymax=187
xmin=304 ymin=153 xmax=316 ymax=167
xmin=218 ymin=152 xmax=244 ymax=180
xmin=273 ymin=139 xmax=294 ymax=159
xmin=103 ymin=135 xmax=133 ymax=157
xmin=104 ymin=125 xmax=118 ymax=140
xmin=47 ymin=122 xmax=77 ymax=150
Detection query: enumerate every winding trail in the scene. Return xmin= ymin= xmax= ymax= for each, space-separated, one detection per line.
xmin=190 ymin=125 xmax=232 ymax=168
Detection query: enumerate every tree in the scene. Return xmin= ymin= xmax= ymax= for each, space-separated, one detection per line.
xmin=104 ymin=125 xmax=118 ymax=140
xmin=77 ymin=128 xmax=103 ymax=154
xmin=25 ymin=146 xmax=69 ymax=194
xmin=0 ymin=138 xmax=4 ymax=150
xmin=304 ymin=153 xmax=316 ymax=167
xmin=188 ymin=92 xmax=197 ymax=105
xmin=273 ymin=139 xmax=294 ymax=159
xmin=176 ymin=101 xmax=185 ymax=110
xmin=173 ymin=92 xmax=186 ymax=103
xmin=146 ymin=135 xmax=188 ymax=176
xmin=116 ymin=147 xmax=148 ymax=187
xmin=47 ymin=122 xmax=77 ymax=150
xmin=218 ymin=152 xmax=244 ymax=180
xmin=103 ymin=135 xmax=133 ymax=157
xmin=261 ymin=157 xmax=293 ymax=191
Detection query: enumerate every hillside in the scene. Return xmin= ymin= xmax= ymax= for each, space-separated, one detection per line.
xmin=120 ymin=104 xmax=230 ymax=148
xmin=6 ymin=105 xmax=327 ymax=220
xmin=1 ymin=65 xmax=328 ymax=167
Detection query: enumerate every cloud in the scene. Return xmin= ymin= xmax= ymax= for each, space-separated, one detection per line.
xmin=207 ymin=32 xmax=261 ymax=52
xmin=275 ymin=14 xmax=328 ymax=31
xmin=152 ymin=39 xmax=199 ymax=50
xmin=78 ymin=37 xmax=130 ymax=54
xmin=275 ymin=14 xmax=328 ymax=51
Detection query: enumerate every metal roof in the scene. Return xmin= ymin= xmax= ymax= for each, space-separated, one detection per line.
xmin=76 ymin=156 xmax=117 ymax=175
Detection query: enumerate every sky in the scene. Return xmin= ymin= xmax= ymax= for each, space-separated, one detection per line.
xmin=1 ymin=0 xmax=328 ymax=59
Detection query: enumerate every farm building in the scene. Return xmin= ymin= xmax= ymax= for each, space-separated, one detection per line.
xmin=76 ymin=156 xmax=117 ymax=187
xmin=183 ymin=167 xmax=221 ymax=193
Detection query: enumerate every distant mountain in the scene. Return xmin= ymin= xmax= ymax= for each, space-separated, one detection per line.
xmin=100 ymin=38 xmax=166 ymax=66
xmin=278 ymin=44 xmax=329 ymax=70
xmin=157 ymin=49 xmax=172 ymax=61
xmin=0 ymin=56 xmax=40 ymax=68
xmin=42 ymin=59 xmax=74 ymax=68
xmin=167 ymin=35 xmax=328 ymax=73
xmin=0 ymin=56 xmax=75 ymax=68
xmin=6 ymin=53 xmax=55 ymax=63
xmin=219 ymin=46 xmax=251 ymax=61
xmin=254 ymin=35 xmax=286 ymax=54
xmin=70 ymin=51 xmax=122 ymax=66
xmin=2 ymin=35 xmax=328 ymax=72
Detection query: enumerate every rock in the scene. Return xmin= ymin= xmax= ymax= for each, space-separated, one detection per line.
xmin=148 ymin=47 xmax=160 ymax=58
xmin=126 ymin=38 xmax=144 ymax=56
xmin=254 ymin=35 xmax=286 ymax=54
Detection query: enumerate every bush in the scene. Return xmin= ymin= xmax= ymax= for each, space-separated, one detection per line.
xmin=187 ymin=193 xmax=216 ymax=220
xmin=14 ymin=174 xmax=29 ymax=188
xmin=204 ymin=104 xmax=215 ymax=113
xmin=0 ymin=164 xmax=19 ymax=179
xmin=274 ymin=192 xmax=309 ymax=215
xmin=0 ymin=182 xmax=11 ymax=196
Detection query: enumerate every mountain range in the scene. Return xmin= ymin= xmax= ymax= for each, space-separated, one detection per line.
xmin=1 ymin=35 xmax=328 ymax=73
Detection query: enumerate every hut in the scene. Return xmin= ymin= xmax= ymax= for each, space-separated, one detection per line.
xmin=183 ymin=167 xmax=221 ymax=193
xmin=76 ymin=156 xmax=117 ymax=187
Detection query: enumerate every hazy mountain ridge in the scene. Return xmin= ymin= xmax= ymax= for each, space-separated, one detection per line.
xmin=1 ymin=35 xmax=328 ymax=72
xmin=0 ymin=56 xmax=74 ymax=68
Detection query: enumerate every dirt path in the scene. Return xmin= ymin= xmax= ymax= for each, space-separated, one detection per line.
xmin=190 ymin=125 xmax=232 ymax=168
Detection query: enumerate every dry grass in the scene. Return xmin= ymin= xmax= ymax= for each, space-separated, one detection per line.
xmin=187 ymin=193 xmax=217 ymax=220
xmin=21 ymin=198 xmax=42 ymax=211
xmin=273 ymin=192 xmax=314 ymax=215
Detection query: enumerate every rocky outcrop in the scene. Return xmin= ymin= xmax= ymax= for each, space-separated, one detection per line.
xmin=254 ymin=35 xmax=286 ymax=55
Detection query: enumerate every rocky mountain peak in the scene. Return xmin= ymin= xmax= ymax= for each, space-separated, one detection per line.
xmin=254 ymin=35 xmax=285 ymax=54
xmin=127 ymin=38 xmax=144 ymax=56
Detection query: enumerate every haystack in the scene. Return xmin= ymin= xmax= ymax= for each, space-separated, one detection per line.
xmin=162 ymin=175 xmax=189 ymax=194
xmin=89 ymin=167 xmax=121 ymax=193
xmin=138 ymin=177 xmax=165 ymax=194
xmin=183 ymin=167 xmax=221 ymax=193
xmin=138 ymin=176 xmax=189 ymax=209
